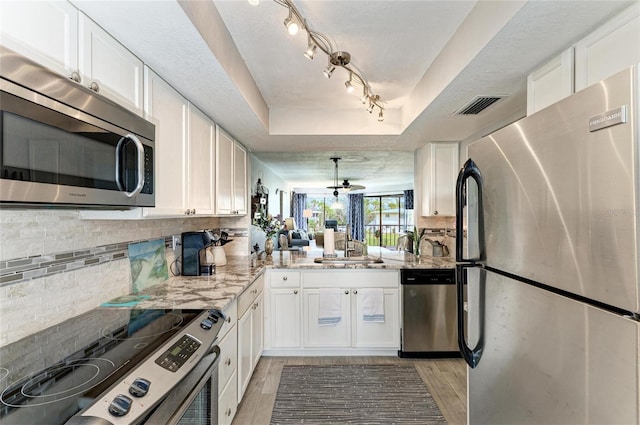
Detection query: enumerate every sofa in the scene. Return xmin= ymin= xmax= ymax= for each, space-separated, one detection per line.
xmin=276 ymin=225 xmax=310 ymax=250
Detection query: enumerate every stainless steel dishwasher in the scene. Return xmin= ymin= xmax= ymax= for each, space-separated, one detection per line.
xmin=399 ymin=269 xmax=460 ymax=357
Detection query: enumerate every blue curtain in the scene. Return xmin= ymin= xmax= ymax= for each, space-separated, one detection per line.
xmin=347 ymin=193 xmax=364 ymax=241
xmin=404 ymin=189 xmax=414 ymax=209
xmin=292 ymin=192 xmax=307 ymax=231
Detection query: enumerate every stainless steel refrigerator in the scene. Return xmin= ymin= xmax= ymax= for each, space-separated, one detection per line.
xmin=455 ymin=65 xmax=640 ymax=424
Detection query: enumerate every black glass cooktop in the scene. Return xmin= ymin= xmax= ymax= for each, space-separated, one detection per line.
xmin=0 ymin=308 xmax=202 ymax=425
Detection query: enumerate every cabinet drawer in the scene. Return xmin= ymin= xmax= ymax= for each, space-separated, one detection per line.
xmin=218 ymin=370 xmax=238 ymax=425
xmin=238 ymin=275 xmax=265 ymax=316
xmin=218 ymin=326 xmax=238 ymax=393
xmin=269 ymin=270 xmax=301 ymax=288
xmin=302 ymin=270 xmax=399 ymax=289
xmin=219 ymin=299 xmax=237 ymax=340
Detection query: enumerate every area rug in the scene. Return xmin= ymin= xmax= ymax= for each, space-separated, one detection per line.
xmin=270 ymin=364 xmax=447 ymax=424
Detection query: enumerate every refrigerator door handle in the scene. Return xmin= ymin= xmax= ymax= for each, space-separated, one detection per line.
xmin=456 ymin=263 xmax=484 ymax=368
xmin=455 ymin=158 xmax=485 ymax=263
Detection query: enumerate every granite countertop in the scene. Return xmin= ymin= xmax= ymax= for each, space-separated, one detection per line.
xmin=122 ymin=250 xmax=455 ymax=311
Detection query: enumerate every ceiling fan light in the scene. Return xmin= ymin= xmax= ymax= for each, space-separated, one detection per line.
xmin=323 ymin=64 xmax=335 ymax=78
xmin=330 ymin=198 xmax=344 ymax=209
xmin=304 ymin=43 xmax=316 ymax=60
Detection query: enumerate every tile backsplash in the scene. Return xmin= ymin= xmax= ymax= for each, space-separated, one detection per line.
xmin=0 ymin=209 xmax=253 ymax=346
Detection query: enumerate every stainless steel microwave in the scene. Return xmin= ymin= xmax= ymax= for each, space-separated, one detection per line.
xmin=0 ymin=46 xmax=155 ymax=208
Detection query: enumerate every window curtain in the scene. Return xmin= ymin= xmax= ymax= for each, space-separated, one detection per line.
xmin=347 ymin=193 xmax=364 ymax=241
xmin=404 ymin=189 xmax=414 ymax=209
xmin=291 ymin=192 xmax=307 ymax=231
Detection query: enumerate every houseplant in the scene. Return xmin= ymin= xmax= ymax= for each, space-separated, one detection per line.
xmin=253 ymin=214 xmax=280 ymax=255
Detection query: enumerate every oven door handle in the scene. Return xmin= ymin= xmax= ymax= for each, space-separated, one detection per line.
xmin=139 ymin=345 xmax=221 ymax=425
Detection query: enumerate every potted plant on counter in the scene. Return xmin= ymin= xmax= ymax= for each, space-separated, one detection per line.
xmin=253 ymin=214 xmax=280 ymax=256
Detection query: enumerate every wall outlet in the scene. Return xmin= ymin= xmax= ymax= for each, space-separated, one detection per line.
xmin=172 ymin=235 xmax=181 ymax=250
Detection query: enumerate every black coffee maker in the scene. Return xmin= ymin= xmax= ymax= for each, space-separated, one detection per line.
xmin=181 ymin=231 xmax=214 ymax=276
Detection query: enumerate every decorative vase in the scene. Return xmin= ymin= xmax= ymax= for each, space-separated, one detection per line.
xmin=265 ymin=238 xmax=274 ymax=256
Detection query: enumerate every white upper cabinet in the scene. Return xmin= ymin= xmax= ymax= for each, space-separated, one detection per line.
xmin=0 ymin=2 xmax=143 ymax=116
xmin=78 ymin=14 xmax=144 ymax=115
xmin=143 ymin=68 xmax=188 ymax=217
xmin=417 ymin=142 xmax=459 ymax=217
xmin=527 ymin=4 xmax=639 ymax=114
xmin=216 ymin=126 xmax=247 ymax=216
xmin=0 ymin=1 xmax=79 ymax=79
xmin=526 ymin=48 xmax=574 ymax=115
xmin=575 ymin=3 xmax=640 ymax=91
xmin=187 ymin=105 xmax=215 ymax=216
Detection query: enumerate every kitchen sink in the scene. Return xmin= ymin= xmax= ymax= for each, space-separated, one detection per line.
xmin=313 ymin=256 xmax=383 ymax=264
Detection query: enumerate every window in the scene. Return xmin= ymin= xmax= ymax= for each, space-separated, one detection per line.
xmin=306 ymin=195 xmax=348 ymax=233
xmin=364 ymin=195 xmax=407 ymax=248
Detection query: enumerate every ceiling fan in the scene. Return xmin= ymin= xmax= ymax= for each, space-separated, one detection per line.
xmin=326 ymin=157 xmax=366 ymax=196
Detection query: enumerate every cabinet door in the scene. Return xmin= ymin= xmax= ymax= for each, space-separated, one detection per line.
xmin=0 ymin=1 xmax=78 ymax=78
xmin=526 ymin=48 xmax=574 ymax=115
xmin=187 ymin=105 xmax=215 ymax=215
xmin=575 ymin=4 xmax=640 ymax=92
xmin=303 ymin=289 xmax=351 ymax=348
xmin=217 ymin=325 xmax=238 ymax=395
xmin=420 ymin=142 xmax=459 ymax=217
xmin=215 ymin=126 xmax=234 ymax=215
xmin=352 ymin=288 xmax=400 ymax=348
xmin=218 ymin=370 xmax=238 ymax=425
xmin=270 ymin=289 xmax=301 ymax=348
xmin=143 ymin=68 xmax=188 ymax=216
xmin=237 ymin=308 xmax=252 ymax=401
xmin=78 ymin=13 xmax=143 ymax=115
xmin=251 ymin=292 xmax=264 ymax=368
xmin=233 ymin=143 xmax=247 ymax=215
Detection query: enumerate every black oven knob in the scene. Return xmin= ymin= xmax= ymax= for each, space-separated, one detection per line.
xmin=108 ymin=394 xmax=132 ymax=417
xmin=129 ymin=378 xmax=151 ymax=397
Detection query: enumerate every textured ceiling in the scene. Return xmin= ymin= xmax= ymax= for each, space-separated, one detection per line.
xmin=71 ymin=0 xmax=635 ymax=193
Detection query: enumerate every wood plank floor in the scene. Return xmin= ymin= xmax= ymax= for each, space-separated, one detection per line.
xmin=232 ymin=356 xmax=467 ymax=425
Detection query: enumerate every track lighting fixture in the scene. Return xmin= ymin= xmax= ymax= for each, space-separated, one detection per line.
xmin=260 ymin=0 xmax=385 ymax=120
xmin=378 ymin=108 xmax=384 ymax=122
xmin=283 ymin=8 xmax=300 ymax=35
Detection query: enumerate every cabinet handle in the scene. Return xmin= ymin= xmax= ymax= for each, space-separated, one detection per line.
xmin=88 ymin=81 xmax=100 ymax=93
xmin=293 ymin=289 xmax=298 ymax=294
xmin=283 ymin=276 xmax=288 ymax=281
xmin=344 ymin=290 xmax=349 ymax=294
xmin=226 ymin=408 xmax=232 ymax=416
xmin=191 ymin=209 xmax=196 ymax=214
xmin=353 ymin=290 xmax=358 ymax=294
xmin=185 ymin=209 xmax=190 ymax=215
xmin=69 ymin=71 xmax=81 ymax=83
xmin=433 ymin=210 xmax=439 ymax=215
xmin=225 ymin=358 xmax=232 ymax=366
xmin=226 ymin=316 xmax=232 ymax=323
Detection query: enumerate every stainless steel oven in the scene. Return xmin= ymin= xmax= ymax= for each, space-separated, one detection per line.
xmin=0 ymin=46 xmax=154 ymax=208
xmin=0 ymin=308 xmax=225 ymax=425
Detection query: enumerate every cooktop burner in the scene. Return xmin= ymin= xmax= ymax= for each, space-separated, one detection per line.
xmin=0 ymin=308 xmax=203 ymax=425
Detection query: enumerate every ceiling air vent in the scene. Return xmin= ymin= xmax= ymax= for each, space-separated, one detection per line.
xmin=453 ymin=95 xmax=507 ymax=115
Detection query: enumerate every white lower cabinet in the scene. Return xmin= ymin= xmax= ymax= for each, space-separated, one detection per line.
xmin=266 ymin=269 xmax=400 ymax=353
xmin=237 ymin=275 xmax=264 ymax=400
xmin=217 ymin=299 xmax=237 ymax=425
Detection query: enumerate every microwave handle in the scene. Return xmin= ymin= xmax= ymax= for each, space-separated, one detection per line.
xmin=115 ymin=134 xmax=146 ymax=198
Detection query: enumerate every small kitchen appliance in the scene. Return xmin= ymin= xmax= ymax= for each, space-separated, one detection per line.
xmin=181 ymin=231 xmax=215 ymax=276
xmin=0 ymin=307 xmax=226 ymax=425
xmin=456 ymin=65 xmax=640 ymax=423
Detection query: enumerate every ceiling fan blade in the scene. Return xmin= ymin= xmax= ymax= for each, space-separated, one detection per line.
xmin=349 ymin=184 xmax=366 ymax=190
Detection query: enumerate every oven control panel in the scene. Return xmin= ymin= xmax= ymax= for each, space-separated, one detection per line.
xmin=155 ymin=335 xmax=201 ymax=372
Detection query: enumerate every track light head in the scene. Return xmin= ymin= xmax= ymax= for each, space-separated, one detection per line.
xmin=378 ymin=108 xmax=384 ymax=122
xmin=304 ymin=43 xmax=316 ymax=60
xmin=345 ymin=75 xmax=354 ymax=94
xmin=283 ymin=9 xmax=299 ymax=35
xmin=367 ymin=101 xmax=375 ymax=113
xmin=323 ymin=64 xmax=335 ymax=78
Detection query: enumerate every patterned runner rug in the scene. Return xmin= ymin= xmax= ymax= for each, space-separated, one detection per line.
xmin=270 ymin=364 xmax=447 ymax=424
